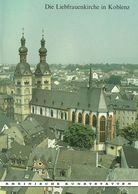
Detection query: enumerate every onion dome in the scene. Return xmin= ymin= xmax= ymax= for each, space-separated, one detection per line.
xmin=35 ymin=34 xmax=51 ymax=76
xmin=14 ymin=32 xmax=32 ymax=77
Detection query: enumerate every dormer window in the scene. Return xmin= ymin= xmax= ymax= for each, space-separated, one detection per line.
xmin=77 ymin=102 xmax=80 ymax=106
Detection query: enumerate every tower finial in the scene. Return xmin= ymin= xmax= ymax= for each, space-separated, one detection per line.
xmin=42 ymin=29 xmax=44 ymax=39
xmin=22 ymin=28 xmax=24 ymax=37
xmin=89 ymin=67 xmax=92 ymax=89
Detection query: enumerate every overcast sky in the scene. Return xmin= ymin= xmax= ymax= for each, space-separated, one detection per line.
xmin=0 ymin=0 xmax=138 ymax=65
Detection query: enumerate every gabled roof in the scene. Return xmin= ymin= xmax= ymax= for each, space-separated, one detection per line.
xmin=62 ymin=187 xmax=90 ymax=194
xmin=102 ymin=187 xmax=120 ymax=194
xmin=0 ymin=163 xmax=6 ymax=180
xmin=28 ymin=147 xmax=58 ymax=169
xmin=122 ymin=145 xmax=138 ymax=168
xmin=4 ymin=167 xmax=34 ymax=181
xmin=109 ymin=99 xmax=137 ymax=111
xmin=70 ymin=165 xmax=109 ymax=180
xmin=31 ymin=87 xmax=108 ymax=112
xmin=56 ymin=149 xmax=96 ymax=168
xmin=33 ymin=114 xmax=71 ymax=132
xmin=105 ymin=84 xmax=120 ymax=92
xmin=20 ymin=117 xmax=44 ymax=136
xmin=0 ymin=112 xmax=11 ymax=133
xmin=7 ymin=141 xmax=32 ymax=162
xmin=109 ymin=168 xmax=138 ymax=180
xmin=106 ymin=135 xmax=128 ymax=146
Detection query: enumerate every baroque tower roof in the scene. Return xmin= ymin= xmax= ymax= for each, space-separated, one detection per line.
xmin=35 ymin=32 xmax=51 ymax=76
xmin=14 ymin=30 xmax=32 ymax=77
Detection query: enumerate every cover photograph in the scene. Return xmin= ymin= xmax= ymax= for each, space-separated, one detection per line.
xmin=0 ymin=0 xmax=138 ymax=193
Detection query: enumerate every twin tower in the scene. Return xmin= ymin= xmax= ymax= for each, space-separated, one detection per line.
xmin=14 ymin=33 xmax=51 ymax=121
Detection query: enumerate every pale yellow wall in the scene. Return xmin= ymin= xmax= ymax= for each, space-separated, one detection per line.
xmin=116 ymin=110 xmax=137 ymax=129
xmin=0 ymin=190 xmax=7 ymax=194
xmin=106 ymin=144 xmax=122 ymax=157
xmin=14 ymin=75 xmax=32 ymax=121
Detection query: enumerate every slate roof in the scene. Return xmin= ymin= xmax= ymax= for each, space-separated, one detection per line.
xmin=7 ymin=141 xmax=32 ymax=162
xmin=35 ymin=62 xmax=51 ymax=76
xmin=4 ymin=167 xmax=34 ymax=181
xmin=31 ymin=87 xmax=108 ymax=112
xmin=14 ymin=62 xmax=32 ymax=77
xmin=70 ymin=165 xmax=109 ymax=180
xmin=106 ymin=135 xmax=128 ymax=146
xmin=122 ymin=145 xmax=138 ymax=168
xmin=3 ymin=169 xmax=42 ymax=194
xmin=98 ymin=154 xmax=116 ymax=169
xmin=56 ymin=149 xmax=96 ymax=168
xmin=0 ymin=163 xmax=6 ymax=180
xmin=0 ymin=112 xmax=11 ymax=133
xmin=106 ymin=169 xmax=138 ymax=194
xmin=109 ymin=99 xmax=137 ymax=111
xmin=0 ymin=152 xmax=8 ymax=165
xmin=62 ymin=187 xmax=90 ymax=194
xmin=20 ymin=117 xmax=44 ymax=136
xmin=28 ymin=147 xmax=58 ymax=169
xmin=33 ymin=114 xmax=71 ymax=132
xmin=105 ymin=84 xmax=119 ymax=92
xmin=102 ymin=187 xmax=120 ymax=194
xmin=109 ymin=168 xmax=138 ymax=180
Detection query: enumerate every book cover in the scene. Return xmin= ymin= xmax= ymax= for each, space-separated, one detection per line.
xmin=0 ymin=0 xmax=138 ymax=194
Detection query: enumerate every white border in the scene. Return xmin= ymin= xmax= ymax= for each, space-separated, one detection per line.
xmin=0 ymin=181 xmax=138 ymax=187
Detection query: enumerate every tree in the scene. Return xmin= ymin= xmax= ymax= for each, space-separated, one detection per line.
xmin=63 ymin=123 xmax=95 ymax=149
xmin=121 ymin=123 xmax=138 ymax=144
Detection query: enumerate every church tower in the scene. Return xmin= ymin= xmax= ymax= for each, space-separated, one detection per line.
xmin=14 ymin=31 xmax=32 ymax=122
xmin=34 ymin=32 xmax=51 ymax=90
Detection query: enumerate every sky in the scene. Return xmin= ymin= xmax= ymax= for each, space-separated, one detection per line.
xmin=0 ymin=0 xmax=138 ymax=65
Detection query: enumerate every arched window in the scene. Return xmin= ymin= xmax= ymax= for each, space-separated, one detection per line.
xmin=61 ymin=112 xmax=63 ymax=119
xmin=78 ymin=112 xmax=82 ymax=123
xmin=72 ymin=111 xmax=75 ymax=123
xmin=32 ymin=107 xmax=34 ymax=114
xmin=65 ymin=112 xmax=67 ymax=120
xmin=51 ymin=110 xmax=53 ymax=117
xmin=85 ymin=114 xmax=89 ymax=125
xmin=40 ymin=107 xmax=43 ymax=115
xmin=92 ymin=115 xmax=97 ymax=127
xmin=100 ymin=116 xmax=106 ymax=142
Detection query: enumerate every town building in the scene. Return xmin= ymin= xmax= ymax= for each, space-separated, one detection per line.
xmin=13 ymin=33 xmax=116 ymax=150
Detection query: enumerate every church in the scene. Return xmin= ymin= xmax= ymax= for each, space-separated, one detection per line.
xmin=14 ymin=33 xmax=115 ymax=150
